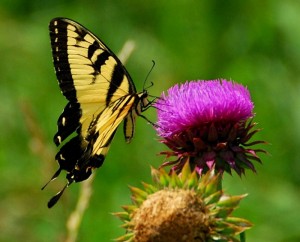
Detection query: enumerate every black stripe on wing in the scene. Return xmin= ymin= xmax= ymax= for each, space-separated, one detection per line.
xmin=88 ymin=40 xmax=110 ymax=70
xmin=88 ymin=40 xmax=111 ymax=79
xmin=106 ymin=63 xmax=128 ymax=105
xmin=49 ymin=20 xmax=76 ymax=101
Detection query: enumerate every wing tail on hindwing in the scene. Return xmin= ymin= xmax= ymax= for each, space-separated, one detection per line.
xmin=45 ymin=95 xmax=136 ymax=208
xmin=44 ymin=18 xmax=153 ymax=207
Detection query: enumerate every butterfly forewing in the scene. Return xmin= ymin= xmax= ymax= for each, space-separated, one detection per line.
xmin=50 ymin=19 xmax=134 ymax=131
xmin=45 ymin=18 xmax=151 ymax=208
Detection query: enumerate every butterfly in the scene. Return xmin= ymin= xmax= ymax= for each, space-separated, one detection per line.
xmin=43 ymin=17 xmax=154 ymax=208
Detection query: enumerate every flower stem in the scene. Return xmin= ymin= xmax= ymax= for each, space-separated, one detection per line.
xmin=240 ymin=231 xmax=246 ymax=242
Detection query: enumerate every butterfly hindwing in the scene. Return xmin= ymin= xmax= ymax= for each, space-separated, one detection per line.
xmin=90 ymin=94 xmax=137 ymax=154
xmin=45 ymin=18 xmax=151 ymax=208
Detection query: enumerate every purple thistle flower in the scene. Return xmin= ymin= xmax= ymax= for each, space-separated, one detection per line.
xmin=155 ymin=79 xmax=266 ymax=176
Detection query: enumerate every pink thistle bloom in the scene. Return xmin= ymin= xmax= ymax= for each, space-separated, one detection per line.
xmin=155 ymin=79 xmax=265 ymax=176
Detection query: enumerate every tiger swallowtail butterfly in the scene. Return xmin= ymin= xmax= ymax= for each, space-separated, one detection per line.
xmin=43 ymin=17 xmax=154 ymax=208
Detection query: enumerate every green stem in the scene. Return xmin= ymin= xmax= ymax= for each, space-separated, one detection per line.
xmin=240 ymin=231 xmax=246 ymax=242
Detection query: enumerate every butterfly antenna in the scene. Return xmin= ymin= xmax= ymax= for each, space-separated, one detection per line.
xmin=41 ymin=168 xmax=62 ymax=190
xmin=143 ymin=60 xmax=156 ymax=91
xmin=148 ymin=93 xmax=161 ymax=99
xmin=47 ymin=182 xmax=70 ymax=208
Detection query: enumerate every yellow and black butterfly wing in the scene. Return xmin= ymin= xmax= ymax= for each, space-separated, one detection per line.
xmin=46 ymin=94 xmax=140 ymax=208
xmin=89 ymin=94 xmax=140 ymax=155
xmin=45 ymin=18 xmax=151 ymax=207
xmin=50 ymin=18 xmax=137 ymax=146
xmin=59 ymin=96 xmax=136 ymax=184
xmin=50 ymin=17 xmax=137 ymax=164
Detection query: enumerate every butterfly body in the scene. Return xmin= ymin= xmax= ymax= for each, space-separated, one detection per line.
xmin=45 ymin=18 xmax=152 ymax=207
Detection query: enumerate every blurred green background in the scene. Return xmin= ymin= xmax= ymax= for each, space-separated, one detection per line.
xmin=1 ymin=0 xmax=300 ymax=241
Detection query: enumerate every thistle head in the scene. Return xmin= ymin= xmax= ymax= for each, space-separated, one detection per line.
xmin=114 ymin=163 xmax=252 ymax=241
xmin=154 ymin=80 xmax=266 ymax=176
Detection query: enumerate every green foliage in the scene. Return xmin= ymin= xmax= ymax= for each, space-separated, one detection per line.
xmin=1 ymin=0 xmax=300 ymax=241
